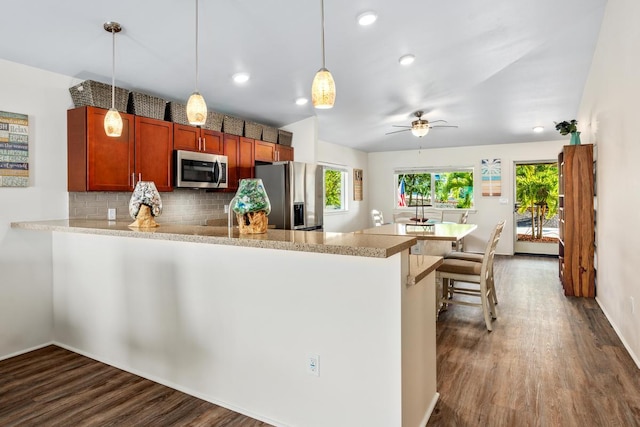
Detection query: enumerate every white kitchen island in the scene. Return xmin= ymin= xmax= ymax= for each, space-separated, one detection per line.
xmin=11 ymin=220 xmax=442 ymax=427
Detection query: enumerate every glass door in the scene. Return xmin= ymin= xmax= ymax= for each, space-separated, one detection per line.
xmin=513 ymin=161 xmax=559 ymax=255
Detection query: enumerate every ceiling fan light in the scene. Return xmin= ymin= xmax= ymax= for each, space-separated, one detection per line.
xmin=104 ymin=108 xmax=123 ymax=137
xmin=411 ymin=120 xmax=429 ymax=137
xmin=312 ymin=68 xmax=336 ymax=109
xmin=187 ymin=91 xmax=207 ymax=126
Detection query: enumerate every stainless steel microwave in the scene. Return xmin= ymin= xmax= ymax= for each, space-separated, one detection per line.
xmin=174 ymin=150 xmax=228 ymax=189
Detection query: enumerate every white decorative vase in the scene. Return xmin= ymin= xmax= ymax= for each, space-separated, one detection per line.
xmin=129 ymin=181 xmax=162 ymax=220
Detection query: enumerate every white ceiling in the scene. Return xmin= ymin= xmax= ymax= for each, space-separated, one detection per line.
xmin=0 ymin=0 xmax=606 ymax=152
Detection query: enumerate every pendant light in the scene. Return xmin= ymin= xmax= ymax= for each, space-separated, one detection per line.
xmin=186 ymin=0 xmax=207 ymax=126
xmin=311 ymin=0 xmax=336 ymax=109
xmin=103 ymin=22 xmax=123 ymax=137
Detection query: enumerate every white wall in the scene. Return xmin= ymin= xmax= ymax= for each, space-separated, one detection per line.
xmin=368 ymin=141 xmax=565 ymax=255
xmin=318 ymin=140 xmax=370 ymax=233
xmin=578 ymin=0 xmax=640 ymax=366
xmin=282 ymin=116 xmax=318 ymax=164
xmin=51 ymin=232 xmax=416 ymax=427
xmin=0 ymin=60 xmax=76 ymax=358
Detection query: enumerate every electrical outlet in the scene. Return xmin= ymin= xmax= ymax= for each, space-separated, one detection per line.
xmin=307 ymin=354 xmax=320 ymax=377
xmin=107 ymin=208 xmax=116 ymax=220
xmin=224 ymin=204 xmax=229 ymax=213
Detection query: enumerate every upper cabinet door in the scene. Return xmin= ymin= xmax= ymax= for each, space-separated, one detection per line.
xmin=276 ymin=145 xmax=294 ymax=162
xmin=173 ymin=123 xmax=200 ymax=152
xmin=238 ymin=137 xmax=255 ymax=181
xmin=201 ymin=129 xmax=224 ymax=154
xmin=85 ymin=107 xmax=135 ymax=192
xmin=255 ymin=140 xmax=275 ymax=162
xmin=135 ymin=116 xmax=173 ymax=192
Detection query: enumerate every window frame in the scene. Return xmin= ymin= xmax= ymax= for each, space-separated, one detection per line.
xmin=323 ymin=164 xmax=349 ymax=213
xmin=394 ymin=166 xmax=475 ymax=210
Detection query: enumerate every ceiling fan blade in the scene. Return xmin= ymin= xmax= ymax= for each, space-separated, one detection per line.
xmin=385 ymin=129 xmax=411 ymax=135
xmin=430 ymin=125 xmax=459 ymax=128
xmin=391 ymin=125 xmax=411 ymax=128
xmin=428 ymin=119 xmax=448 ymax=124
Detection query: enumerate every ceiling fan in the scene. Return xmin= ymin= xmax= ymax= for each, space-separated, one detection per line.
xmin=386 ymin=111 xmax=458 ymax=137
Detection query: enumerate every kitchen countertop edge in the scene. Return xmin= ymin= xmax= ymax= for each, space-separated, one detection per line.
xmin=11 ymin=219 xmax=417 ymax=259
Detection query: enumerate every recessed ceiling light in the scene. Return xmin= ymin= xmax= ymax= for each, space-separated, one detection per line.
xmin=399 ymin=54 xmax=415 ymax=66
xmin=357 ymin=11 xmax=377 ymax=26
xmin=295 ymin=97 xmax=309 ymax=106
xmin=232 ymin=72 xmax=250 ymax=84
xmin=533 ymin=126 xmax=544 ymax=133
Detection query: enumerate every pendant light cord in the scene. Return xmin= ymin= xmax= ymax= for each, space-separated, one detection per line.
xmin=111 ymin=28 xmax=116 ymax=109
xmin=320 ymin=0 xmax=326 ymax=68
xmin=195 ymin=0 xmax=199 ymax=92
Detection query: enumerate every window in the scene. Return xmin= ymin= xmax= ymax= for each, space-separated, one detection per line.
xmin=324 ymin=166 xmax=348 ymax=212
xmin=395 ymin=168 xmax=474 ymax=208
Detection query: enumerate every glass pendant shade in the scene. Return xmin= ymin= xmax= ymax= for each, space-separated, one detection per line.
xmin=103 ymin=21 xmax=122 ymax=137
xmin=104 ymin=108 xmax=123 ymax=137
xmin=411 ymin=120 xmax=430 ymax=137
xmin=311 ymin=68 xmax=336 ymax=109
xmin=187 ymin=91 xmax=207 ymax=126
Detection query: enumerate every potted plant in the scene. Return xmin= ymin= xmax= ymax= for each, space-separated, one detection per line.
xmin=554 ymin=119 xmax=581 ymax=145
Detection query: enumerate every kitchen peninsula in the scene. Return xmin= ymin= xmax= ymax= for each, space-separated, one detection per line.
xmin=11 ymin=219 xmax=443 ymax=427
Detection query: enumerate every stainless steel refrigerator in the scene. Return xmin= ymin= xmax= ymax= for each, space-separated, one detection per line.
xmin=255 ymin=162 xmax=323 ymax=230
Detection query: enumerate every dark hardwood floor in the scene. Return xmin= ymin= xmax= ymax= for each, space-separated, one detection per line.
xmin=0 ymin=346 xmax=271 ymax=426
xmin=1 ymin=256 xmax=638 ymax=426
xmin=427 ymin=255 xmax=640 ymax=427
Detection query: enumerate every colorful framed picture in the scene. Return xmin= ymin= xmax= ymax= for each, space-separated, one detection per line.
xmin=0 ymin=111 xmax=29 ymax=187
xmin=481 ymin=158 xmax=501 ymax=196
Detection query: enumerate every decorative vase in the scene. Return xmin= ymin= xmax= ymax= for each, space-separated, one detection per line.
xmin=570 ymin=131 xmax=581 ymax=145
xmin=232 ymin=178 xmax=271 ymax=234
xmin=128 ymin=181 xmax=162 ymax=228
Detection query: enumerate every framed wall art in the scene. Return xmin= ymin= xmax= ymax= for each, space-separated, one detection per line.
xmin=353 ymin=168 xmax=363 ymax=201
xmin=0 ymin=110 xmax=29 ymax=187
xmin=481 ymin=158 xmax=501 ymax=196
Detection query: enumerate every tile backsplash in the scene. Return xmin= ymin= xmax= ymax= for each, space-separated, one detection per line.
xmin=69 ymin=189 xmax=235 ymax=225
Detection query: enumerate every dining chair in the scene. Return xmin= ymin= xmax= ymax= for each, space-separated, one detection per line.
xmin=371 ymin=209 xmax=384 ymax=226
xmin=393 ymin=212 xmax=414 ymax=224
xmin=452 ymin=210 xmax=469 ymax=251
xmin=436 ymin=220 xmax=505 ymax=331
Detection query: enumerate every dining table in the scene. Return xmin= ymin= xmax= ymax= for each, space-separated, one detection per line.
xmin=355 ymin=222 xmax=478 ymax=256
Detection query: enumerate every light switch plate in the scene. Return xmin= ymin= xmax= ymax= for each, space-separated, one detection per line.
xmin=107 ymin=208 xmax=116 ymax=220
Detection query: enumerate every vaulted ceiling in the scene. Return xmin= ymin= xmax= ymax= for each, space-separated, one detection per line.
xmin=0 ymin=0 xmax=606 ymax=152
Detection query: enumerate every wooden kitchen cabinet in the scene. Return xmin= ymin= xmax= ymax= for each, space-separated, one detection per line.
xmin=173 ymin=124 xmax=224 ymax=154
xmin=255 ymin=140 xmax=294 ymax=162
xmin=277 ymin=144 xmax=294 ymax=162
xmin=558 ymin=144 xmax=595 ymax=297
xmin=68 ymin=106 xmax=135 ymax=192
xmin=224 ymin=135 xmax=255 ymax=190
xmin=134 ymin=116 xmax=173 ymax=192
xmin=67 ymin=106 xmax=173 ymax=192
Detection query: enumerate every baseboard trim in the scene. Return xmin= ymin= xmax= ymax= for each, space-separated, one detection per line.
xmin=419 ymin=392 xmax=440 ymax=427
xmin=0 ymin=341 xmax=55 ymax=362
xmin=595 ymin=297 xmax=640 ymax=370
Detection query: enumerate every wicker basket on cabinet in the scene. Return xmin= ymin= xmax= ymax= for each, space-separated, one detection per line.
xmin=69 ymin=80 xmax=129 ymax=112
xmin=127 ymin=92 xmax=167 ymax=120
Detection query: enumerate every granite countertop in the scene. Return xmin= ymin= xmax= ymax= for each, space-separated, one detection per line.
xmin=11 ymin=219 xmax=417 ymax=259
